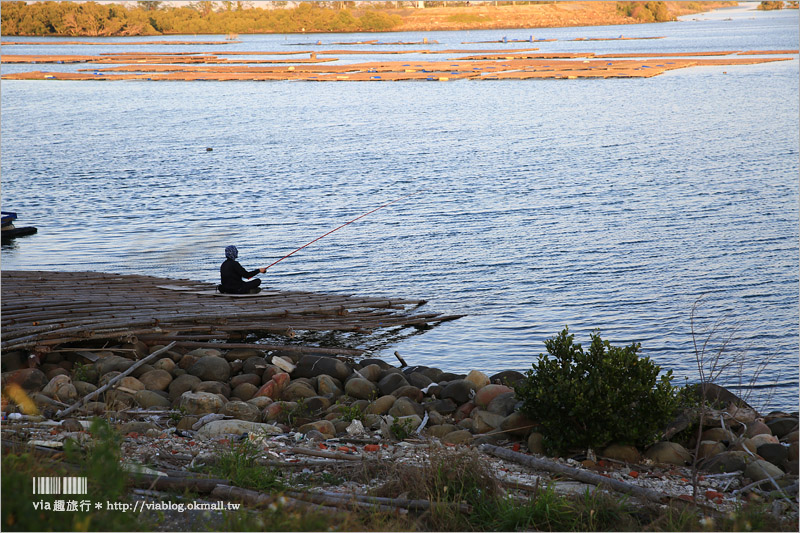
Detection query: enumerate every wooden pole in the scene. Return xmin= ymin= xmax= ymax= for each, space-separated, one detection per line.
xmin=480 ymin=444 xmax=668 ymax=504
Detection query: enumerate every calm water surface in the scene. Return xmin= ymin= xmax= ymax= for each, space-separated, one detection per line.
xmin=2 ymin=5 xmax=798 ymax=411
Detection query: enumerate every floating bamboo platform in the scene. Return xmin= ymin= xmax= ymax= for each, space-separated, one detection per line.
xmin=0 ymin=271 xmax=462 ymax=357
xmin=1 ymin=49 xmax=795 ymax=82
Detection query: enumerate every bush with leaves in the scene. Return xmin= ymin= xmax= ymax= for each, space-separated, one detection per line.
xmin=516 ymin=327 xmax=679 ymax=454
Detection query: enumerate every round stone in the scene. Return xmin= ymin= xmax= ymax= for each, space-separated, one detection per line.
xmin=179 ymin=391 xmax=224 ymax=416
xmin=441 ymin=379 xmax=476 ymax=405
xmin=474 ymin=384 xmax=513 ymax=408
xmin=465 ymin=370 xmax=490 ymax=390
xmin=644 ymin=441 xmax=692 ymax=466
xmin=366 ymin=395 xmax=396 ymax=415
xmin=388 ymin=397 xmax=424 ymax=418
xmin=188 ymin=356 xmax=231 ymax=382
xmin=139 ymin=369 xmax=173 ymax=391
xmin=344 ymin=378 xmax=379 ymax=400
xmin=232 ymin=383 xmax=258 ymax=402
xmin=744 ymin=459 xmax=785 ymax=482
xmin=168 ymin=374 xmax=201 ymax=401
xmin=134 ymin=390 xmax=171 ymax=409
xmin=222 ymin=400 xmax=261 ymax=422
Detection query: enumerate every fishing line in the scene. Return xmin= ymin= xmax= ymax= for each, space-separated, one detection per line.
xmin=264 ymin=188 xmax=427 ymax=271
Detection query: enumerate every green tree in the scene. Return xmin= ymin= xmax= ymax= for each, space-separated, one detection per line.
xmin=516 ymin=327 xmax=679 ymax=454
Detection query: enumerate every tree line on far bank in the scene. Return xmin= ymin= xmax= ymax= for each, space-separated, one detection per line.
xmin=1 ymin=1 xmax=709 ymax=37
xmin=0 ymin=1 xmax=402 ymax=36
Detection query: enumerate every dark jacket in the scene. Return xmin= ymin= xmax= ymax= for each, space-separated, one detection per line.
xmin=220 ymin=258 xmax=260 ymax=293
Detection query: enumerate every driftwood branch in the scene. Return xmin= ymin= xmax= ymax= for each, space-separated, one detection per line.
xmin=129 ymin=474 xmax=228 ymax=493
xmin=210 ymin=484 xmax=339 ymax=514
xmin=286 ymin=489 xmax=470 ymax=514
xmin=55 ymin=341 xmax=177 ymax=419
xmin=287 ymin=446 xmax=363 ymax=462
xmin=480 ymin=444 xmax=668 ymax=504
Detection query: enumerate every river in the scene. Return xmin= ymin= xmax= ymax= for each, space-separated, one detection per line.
xmin=1 ymin=3 xmax=798 ymax=411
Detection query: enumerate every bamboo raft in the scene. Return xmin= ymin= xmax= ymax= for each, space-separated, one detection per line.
xmin=0 ymin=270 xmax=462 ymax=357
xmin=1 ymin=49 xmax=796 ymax=82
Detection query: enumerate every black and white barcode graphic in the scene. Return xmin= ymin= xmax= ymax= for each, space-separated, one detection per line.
xmin=33 ymin=477 xmax=87 ymax=495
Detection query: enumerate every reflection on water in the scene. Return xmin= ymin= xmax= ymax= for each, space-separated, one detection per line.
xmin=2 ymin=7 xmax=798 ymax=410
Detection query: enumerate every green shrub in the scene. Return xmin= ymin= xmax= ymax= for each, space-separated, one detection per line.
xmin=516 ymin=327 xmax=679 ymax=454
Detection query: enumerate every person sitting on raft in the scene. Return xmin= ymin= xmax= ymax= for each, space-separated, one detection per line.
xmin=219 ymin=245 xmax=266 ymax=294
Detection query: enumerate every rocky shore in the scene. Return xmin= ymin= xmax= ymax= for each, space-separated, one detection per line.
xmin=2 ymin=339 xmax=798 ymax=528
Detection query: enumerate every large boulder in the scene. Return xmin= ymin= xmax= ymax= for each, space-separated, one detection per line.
xmin=345 ymin=378 xmax=379 ymax=400
xmin=465 ymin=370 xmax=490 ymax=390
xmin=407 ymin=371 xmax=434 ymax=389
xmin=366 ymin=395 xmax=396 ymax=415
xmin=42 ymin=375 xmax=77 ymax=403
xmin=766 ymin=418 xmax=798 ymax=439
xmin=168 ymin=374 xmax=201 ymax=401
xmin=700 ymin=450 xmax=752 ymax=473
xmin=499 ymin=411 xmax=536 ymax=437
xmin=221 ymin=401 xmax=261 ymax=422
xmin=355 ymin=364 xmax=382 ymax=383
xmin=188 ymin=356 xmax=231 ymax=382
xmin=486 ymin=392 xmax=518 ymax=417
xmin=757 ymin=443 xmax=789 ymax=468
xmin=428 ymin=424 xmax=459 ymax=439
xmin=424 ymin=398 xmax=458 ymax=415
xmin=527 ymin=432 xmax=545 ymax=455
xmin=744 ymin=459 xmax=785 ymax=482
xmin=644 ymin=442 xmax=692 ymax=466
xmin=745 ymin=420 xmax=772 ymax=438
xmin=232 ymin=383 xmax=258 ymax=402
xmin=179 ymin=391 xmax=224 ymax=416
xmin=472 ymin=410 xmax=505 ymax=434
xmin=242 ymin=357 xmax=269 ymax=376
xmin=317 ymin=375 xmax=343 ymax=397
xmin=442 ymin=429 xmax=473 ymax=446
xmin=2 ymin=368 xmax=48 ymax=392
xmin=95 ymin=355 xmax=135 ymax=376
xmin=441 ymin=380 xmax=476 ymax=405
xmin=134 ymin=390 xmax=172 ymax=409
xmin=378 ymin=373 xmax=409 ymax=396
xmin=392 ymin=385 xmax=423 ymax=402
xmin=230 ymin=374 xmax=261 ymax=389
xmin=293 ymin=355 xmax=352 ymax=382
xmin=490 ymin=370 xmax=526 ymax=388
xmin=298 ymin=420 xmax=336 ymax=439
xmin=388 ymin=397 xmax=424 ymax=418
xmin=138 ymin=369 xmax=173 ymax=392
xmin=152 ymin=358 xmax=176 ymax=374
xmin=474 ymin=384 xmax=514 ymax=409
xmin=193 ymin=381 xmax=230 ymax=398
xmin=601 ymin=444 xmax=642 ymax=464
xmin=282 ymin=380 xmax=317 ymax=401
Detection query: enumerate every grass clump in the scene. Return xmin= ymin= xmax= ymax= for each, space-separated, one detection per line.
xmin=516 ymin=327 xmax=680 ymax=454
xmin=2 ymin=418 xmax=147 ymax=532
xmin=211 ymin=439 xmax=284 ymax=493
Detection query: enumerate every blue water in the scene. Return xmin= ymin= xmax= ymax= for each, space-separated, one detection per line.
xmin=2 ymin=5 xmax=798 ymax=411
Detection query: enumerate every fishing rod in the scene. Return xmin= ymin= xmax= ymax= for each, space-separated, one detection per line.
xmin=263 ymin=189 xmax=427 ymax=271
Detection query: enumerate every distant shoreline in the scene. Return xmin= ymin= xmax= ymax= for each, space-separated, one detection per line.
xmin=0 ymin=1 xmax=741 ymax=38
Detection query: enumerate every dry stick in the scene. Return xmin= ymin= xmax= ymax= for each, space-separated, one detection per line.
xmin=287 ymin=446 xmax=363 ymax=462
xmin=480 ymin=444 xmax=668 ymax=505
xmin=283 ymin=490 xmax=413 ymax=513
xmin=55 ymin=341 xmax=176 ymax=419
xmin=210 ymin=485 xmax=339 ymax=514
xmin=129 ymin=474 xmax=228 ymax=494
xmin=285 ymin=489 xmax=471 ymax=513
